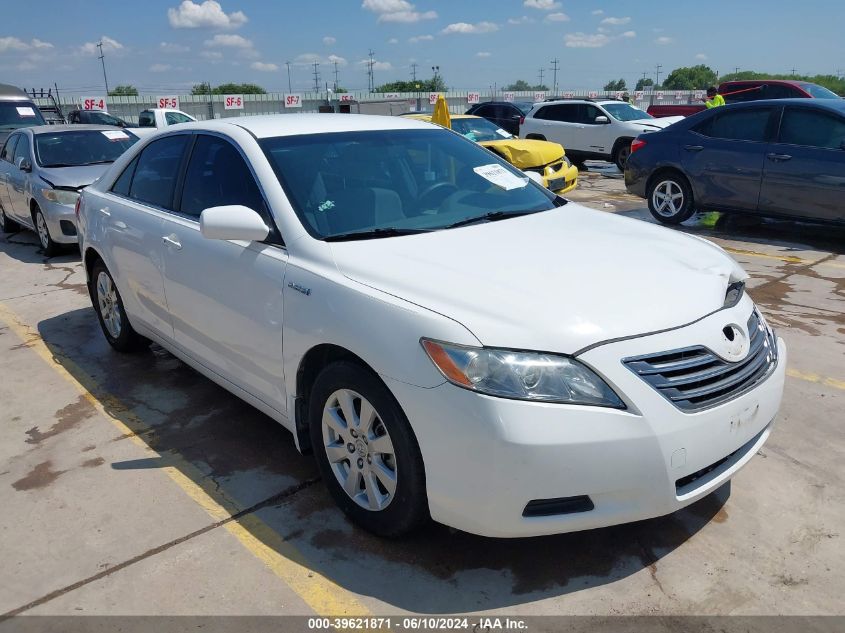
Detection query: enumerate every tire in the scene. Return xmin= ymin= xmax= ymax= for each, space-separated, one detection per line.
xmin=647 ymin=172 xmax=696 ymax=225
xmin=569 ymin=156 xmax=587 ymax=170
xmin=309 ymin=361 xmax=428 ymax=537
xmin=90 ymin=260 xmax=149 ymax=352
xmin=0 ymin=204 xmax=20 ymax=233
xmin=613 ymin=140 xmax=633 ymax=171
xmin=524 ymin=134 xmax=546 ymax=141
xmin=33 ymin=205 xmax=60 ymax=256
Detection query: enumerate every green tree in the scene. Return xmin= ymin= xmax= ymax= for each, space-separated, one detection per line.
xmin=505 ymin=79 xmax=531 ymax=91
xmin=374 ymin=77 xmax=446 ymax=92
xmin=635 ymin=77 xmax=654 ymax=90
xmin=108 ymin=85 xmax=138 ymax=96
xmin=663 ymin=65 xmax=718 ymax=90
xmin=603 ymin=78 xmax=627 ymax=91
xmin=191 ymin=82 xmax=267 ymax=95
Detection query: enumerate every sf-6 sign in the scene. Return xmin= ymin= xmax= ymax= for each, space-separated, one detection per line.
xmin=157 ymin=95 xmax=179 ymax=109
xmin=81 ymin=97 xmax=107 ymax=111
xmin=224 ymin=95 xmax=244 ymax=110
xmin=284 ymin=94 xmax=302 ymax=108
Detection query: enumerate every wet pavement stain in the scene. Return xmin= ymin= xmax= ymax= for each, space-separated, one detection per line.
xmin=12 ymin=461 xmax=66 ymax=491
xmin=81 ymin=457 xmax=105 ymax=468
xmin=25 ymin=395 xmax=97 ymax=445
xmin=81 ymin=444 xmax=96 ymax=452
xmin=42 ymin=261 xmax=89 ymax=297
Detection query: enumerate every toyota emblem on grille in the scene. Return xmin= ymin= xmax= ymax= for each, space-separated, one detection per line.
xmin=721 ymin=324 xmax=749 ymax=360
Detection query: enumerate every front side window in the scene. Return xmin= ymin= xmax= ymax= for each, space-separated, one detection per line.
xmin=34 ymin=130 xmax=138 ymax=168
xmin=582 ymin=105 xmax=604 ymax=124
xmin=799 ymin=83 xmax=841 ymax=99
xmin=260 ymin=129 xmax=557 ymax=240
xmin=12 ymin=134 xmax=30 ymax=164
xmin=1 ymin=134 xmax=19 ymax=162
xmin=180 ymin=135 xmax=266 ymax=218
xmin=0 ymin=102 xmax=46 ymax=131
xmin=165 ymin=112 xmax=193 ymax=125
xmin=128 ymin=135 xmax=189 ymax=209
xmin=779 ymin=108 xmax=845 ymax=149
xmin=696 ymin=108 xmax=772 ymax=142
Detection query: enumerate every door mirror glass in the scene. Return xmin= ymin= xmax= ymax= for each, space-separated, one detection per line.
xmin=594 ymin=115 xmax=610 ymax=124
xmin=200 ymin=205 xmax=269 ymax=242
xmin=15 ymin=157 xmax=31 ymax=172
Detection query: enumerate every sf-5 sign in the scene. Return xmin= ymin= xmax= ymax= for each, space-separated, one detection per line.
xmin=157 ymin=96 xmax=179 ymax=109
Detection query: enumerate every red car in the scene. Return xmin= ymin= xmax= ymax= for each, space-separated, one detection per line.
xmin=647 ymin=80 xmax=841 ymax=118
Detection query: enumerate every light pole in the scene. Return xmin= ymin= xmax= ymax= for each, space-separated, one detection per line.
xmin=286 ymin=61 xmax=292 ymax=92
xmin=432 ymin=65 xmax=440 ymax=90
xmin=97 ymin=41 xmax=109 ymax=95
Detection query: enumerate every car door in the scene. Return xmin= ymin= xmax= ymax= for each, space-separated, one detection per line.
xmin=498 ymin=104 xmax=521 ymax=135
xmin=100 ymin=134 xmax=191 ymax=339
xmin=532 ymin=104 xmax=581 ymax=149
xmin=759 ymin=106 xmax=845 ymax=223
xmin=580 ymin=104 xmax=613 ymax=155
xmin=7 ymin=133 xmax=33 ymax=224
xmin=159 ymin=132 xmax=288 ymax=412
xmin=0 ymin=134 xmax=19 ymax=215
xmin=681 ymin=106 xmax=776 ymax=211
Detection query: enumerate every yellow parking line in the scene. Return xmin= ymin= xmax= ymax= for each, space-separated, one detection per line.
xmin=0 ymin=301 xmax=370 ymax=616
xmin=722 ymin=246 xmax=845 ymax=269
xmin=787 ymin=368 xmax=845 ymax=391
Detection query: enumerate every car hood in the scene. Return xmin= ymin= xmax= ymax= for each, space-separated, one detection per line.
xmin=37 ymin=164 xmax=111 ymax=189
xmin=479 ymin=139 xmax=564 ymax=169
xmin=329 ymin=204 xmax=747 ymax=353
xmin=634 ymin=116 xmax=684 ymax=130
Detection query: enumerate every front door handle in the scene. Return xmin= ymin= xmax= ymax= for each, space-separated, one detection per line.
xmin=684 ymin=145 xmax=704 ymax=152
xmin=98 ymin=207 xmax=110 ymax=217
xmin=767 ymin=153 xmax=792 ymax=162
xmin=162 ymin=235 xmax=182 ymax=250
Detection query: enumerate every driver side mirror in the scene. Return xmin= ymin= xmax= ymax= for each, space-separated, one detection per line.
xmin=200 ymin=205 xmax=269 ymax=242
xmin=594 ymin=115 xmax=610 ymax=124
xmin=15 ymin=157 xmax=31 ymax=172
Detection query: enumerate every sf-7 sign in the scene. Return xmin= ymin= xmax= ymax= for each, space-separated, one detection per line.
xmin=284 ymin=94 xmax=302 ymax=108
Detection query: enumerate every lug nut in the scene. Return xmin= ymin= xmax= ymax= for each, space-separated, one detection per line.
xmin=347 ymin=443 xmax=355 ymax=453
xmin=357 ymin=458 xmax=364 ymax=468
xmin=350 ymin=429 xmax=358 ymax=438
xmin=367 ymin=455 xmax=372 ymax=464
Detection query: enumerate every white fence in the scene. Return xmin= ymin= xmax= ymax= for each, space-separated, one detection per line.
xmin=34 ymin=90 xmax=707 ymax=123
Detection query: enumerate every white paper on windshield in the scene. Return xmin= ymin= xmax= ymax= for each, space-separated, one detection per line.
xmin=16 ymin=107 xmax=36 ymax=117
xmin=101 ymin=130 xmax=129 ymax=141
xmin=495 ymin=128 xmax=510 ymax=138
xmin=473 ymin=164 xmax=528 ymax=190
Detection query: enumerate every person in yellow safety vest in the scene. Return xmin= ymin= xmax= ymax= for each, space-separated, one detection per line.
xmin=703 ymin=86 xmax=726 ymax=108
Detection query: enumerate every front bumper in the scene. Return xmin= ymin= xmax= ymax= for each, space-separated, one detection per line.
xmin=533 ymin=160 xmax=579 ymax=195
xmin=388 ymin=302 xmax=785 ymax=538
xmin=39 ymin=198 xmax=79 ymax=244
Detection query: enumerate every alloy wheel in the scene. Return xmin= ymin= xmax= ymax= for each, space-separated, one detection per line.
xmin=96 ymin=271 xmax=122 ymax=339
xmin=321 ymin=388 xmax=397 ymax=511
xmin=652 ymin=180 xmax=685 ymax=217
xmin=36 ymin=212 xmax=50 ymax=249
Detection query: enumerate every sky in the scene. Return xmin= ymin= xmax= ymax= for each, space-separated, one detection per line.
xmin=1 ymin=0 xmax=843 ymax=96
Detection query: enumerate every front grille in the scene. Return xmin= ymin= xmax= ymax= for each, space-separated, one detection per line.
xmin=623 ymin=310 xmax=777 ymax=412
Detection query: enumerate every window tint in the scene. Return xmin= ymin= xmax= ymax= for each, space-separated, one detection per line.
xmin=698 ymin=108 xmax=771 ymax=142
xmin=128 ymin=135 xmax=188 ymax=209
xmin=474 ymin=104 xmax=492 ymax=117
xmin=138 ymin=111 xmax=155 ymax=127
xmin=165 ymin=112 xmax=193 ymax=125
xmin=180 ymin=135 xmax=266 ymax=218
xmin=779 ymin=108 xmax=845 ymax=149
xmin=536 ymin=104 xmax=579 ymax=122
xmin=582 ymin=105 xmax=603 ymax=124
xmin=111 ymin=156 xmax=139 ymax=196
xmin=1 ymin=135 xmax=19 ymax=162
xmin=13 ymin=134 xmax=30 ymax=163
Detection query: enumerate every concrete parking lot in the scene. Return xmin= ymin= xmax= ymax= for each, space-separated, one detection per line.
xmin=0 ymin=170 xmax=842 ymax=619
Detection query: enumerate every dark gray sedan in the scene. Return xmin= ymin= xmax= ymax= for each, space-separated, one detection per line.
xmin=0 ymin=125 xmax=138 ymax=253
xmin=625 ymin=99 xmax=845 ymax=225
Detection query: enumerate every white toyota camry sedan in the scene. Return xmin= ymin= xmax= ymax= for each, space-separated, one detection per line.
xmin=76 ymin=114 xmax=786 ymax=538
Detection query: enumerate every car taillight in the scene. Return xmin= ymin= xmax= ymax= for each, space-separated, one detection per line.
xmin=630 ymin=138 xmax=647 ymax=154
xmin=74 ymin=196 xmax=82 ymax=221
xmin=519 ymin=116 xmax=525 ymax=126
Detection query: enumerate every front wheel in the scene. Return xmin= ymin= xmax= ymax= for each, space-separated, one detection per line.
xmin=34 ymin=207 xmax=60 ymax=256
xmin=309 ymin=361 xmax=428 ymax=537
xmin=613 ymin=141 xmax=632 ymax=171
xmin=647 ymin=174 xmax=695 ymax=225
xmin=90 ymin=261 xmax=149 ymax=352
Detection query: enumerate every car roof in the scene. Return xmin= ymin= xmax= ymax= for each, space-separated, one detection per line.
xmin=717 ymin=98 xmax=845 ymax=113
xmin=173 ymin=113 xmax=436 ymax=138
xmin=0 ymin=83 xmax=32 ymax=101
xmin=720 ymin=79 xmax=808 ymax=88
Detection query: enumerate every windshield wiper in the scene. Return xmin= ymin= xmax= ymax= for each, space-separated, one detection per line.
xmin=79 ymin=160 xmax=115 ymax=166
xmin=444 ymin=209 xmax=545 ymax=230
xmin=324 ymin=227 xmax=432 ymax=242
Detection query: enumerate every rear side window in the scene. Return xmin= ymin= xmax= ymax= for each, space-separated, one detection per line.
xmin=534 ymin=104 xmax=579 ymax=122
xmin=1 ymin=135 xmax=19 ymax=162
xmin=138 ymin=111 xmax=155 ymax=127
xmin=165 ymin=112 xmax=193 ymax=125
xmin=179 ymin=135 xmax=266 ymax=218
xmin=128 ymin=135 xmax=189 ymax=209
xmin=779 ymin=108 xmax=845 ymax=150
xmin=696 ymin=108 xmax=772 ymax=142
xmin=111 ymin=156 xmax=139 ymax=196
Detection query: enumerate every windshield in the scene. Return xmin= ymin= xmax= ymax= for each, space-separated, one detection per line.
xmin=514 ymin=102 xmax=534 ymax=115
xmin=602 ymin=103 xmax=652 ymax=121
xmin=260 ymin=129 xmax=556 ymax=240
xmin=0 ymin=102 xmax=46 ymax=130
xmin=450 ymin=117 xmax=514 ymax=142
xmin=800 ymin=83 xmax=841 ymax=99
xmin=35 ymin=130 xmax=139 ymax=168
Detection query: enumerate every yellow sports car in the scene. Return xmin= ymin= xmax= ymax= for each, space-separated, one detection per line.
xmin=405 ymin=114 xmax=578 ymax=194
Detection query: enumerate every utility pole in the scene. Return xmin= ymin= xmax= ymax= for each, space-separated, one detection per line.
xmin=550 ymin=58 xmax=559 ymax=93
xmin=791 ymin=67 xmax=797 ymax=76
xmin=410 ymin=62 xmax=418 ymax=82
xmin=367 ymin=49 xmax=375 ymax=92
xmin=312 ymin=62 xmax=320 ymax=93
xmin=655 ymin=64 xmax=662 ymax=89
xmin=285 ymin=61 xmax=292 ymax=92
xmin=97 ymin=41 xmax=109 ymax=95
xmin=333 ymin=60 xmax=340 ymax=91
xmin=431 ymin=65 xmax=440 ymax=90
xmin=538 ymin=67 xmax=545 ymax=89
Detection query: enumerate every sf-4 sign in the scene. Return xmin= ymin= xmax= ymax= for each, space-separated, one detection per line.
xmin=157 ymin=96 xmax=179 ymax=109
xmin=81 ymin=97 xmax=106 ymax=111
xmin=284 ymin=94 xmax=302 ymax=108
xmin=224 ymin=95 xmax=244 ymax=110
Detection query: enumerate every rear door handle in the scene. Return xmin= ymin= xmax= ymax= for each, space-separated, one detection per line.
xmin=767 ymin=153 xmax=792 ymax=162
xmin=684 ymin=145 xmax=704 ymax=152
xmin=162 ymin=235 xmax=182 ymax=250
xmin=98 ymin=207 xmax=110 ymax=216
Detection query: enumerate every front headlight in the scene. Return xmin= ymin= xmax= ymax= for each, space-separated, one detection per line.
xmin=421 ymin=339 xmax=625 ymax=408
xmin=42 ymin=188 xmax=80 ymax=206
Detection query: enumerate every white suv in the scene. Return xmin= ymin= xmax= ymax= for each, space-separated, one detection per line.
xmin=521 ymin=99 xmax=682 ymax=170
